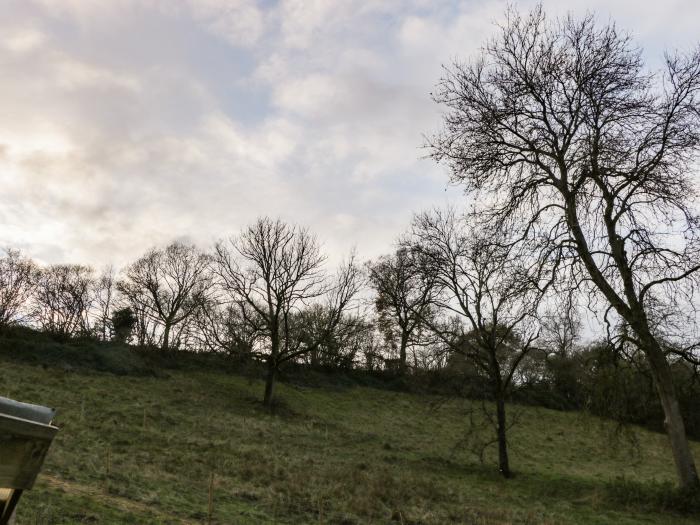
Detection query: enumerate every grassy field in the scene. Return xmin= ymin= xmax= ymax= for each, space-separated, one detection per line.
xmin=2 ymin=352 xmax=699 ymax=524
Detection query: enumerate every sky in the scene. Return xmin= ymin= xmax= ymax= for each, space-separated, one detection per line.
xmin=1 ymin=0 xmax=700 ymax=269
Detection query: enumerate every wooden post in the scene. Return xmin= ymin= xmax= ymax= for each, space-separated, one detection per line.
xmin=207 ymin=472 xmax=215 ymax=525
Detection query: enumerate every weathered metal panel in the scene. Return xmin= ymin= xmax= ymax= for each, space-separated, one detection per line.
xmin=0 ymin=398 xmax=55 ymax=425
xmin=0 ymin=411 xmax=58 ymax=490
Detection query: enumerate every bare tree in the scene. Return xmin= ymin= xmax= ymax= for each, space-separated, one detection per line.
xmin=123 ymin=295 xmax=158 ymax=347
xmin=213 ymin=217 xmax=362 ymax=407
xmin=93 ymin=265 xmax=116 ymax=341
xmin=33 ymin=264 xmax=95 ymax=338
xmin=411 ymin=208 xmax=551 ymax=478
xmin=429 ymin=7 xmax=700 ymax=488
xmin=540 ymin=296 xmax=582 ymax=359
xmin=360 ymin=318 xmax=384 ymax=371
xmin=367 ymin=247 xmax=436 ymax=375
xmin=0 ymin=249 xmax=37 ymax=327
xmin=118 ymin=242 xmax=212 ymax=351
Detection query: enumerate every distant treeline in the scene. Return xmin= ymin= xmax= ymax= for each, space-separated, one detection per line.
xmin=0 ymin=232 xmax=698 ymax=443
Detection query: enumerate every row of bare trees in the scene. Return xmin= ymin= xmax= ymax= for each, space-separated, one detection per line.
xmin=0 ymin=249 xmax=116 ymax=339
xmin=0 ymin=219 xmax=368 ymax=408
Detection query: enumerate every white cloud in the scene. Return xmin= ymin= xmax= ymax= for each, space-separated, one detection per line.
xmin=52 ymin=57 xmax=142 ymax=92
xmin=3 ymin=28 xmax=46 ymax=53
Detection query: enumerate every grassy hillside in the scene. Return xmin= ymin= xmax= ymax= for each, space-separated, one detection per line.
xmin=1 ymin=341 xmax=698 ymax=523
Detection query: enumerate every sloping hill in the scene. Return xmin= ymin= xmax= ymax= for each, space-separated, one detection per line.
xmin=1 ymin=345 xmax=698 ymax=524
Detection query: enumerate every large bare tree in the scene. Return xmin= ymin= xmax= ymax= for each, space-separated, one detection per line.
xmin=367 ymin=247 xmax=436 ymax=375
xmin=118 ymin=242 xmax=212 ymax=351
xmin=429 ymin=7 xmax=700 ymax=487
xmin=411 ymin=208 xmax=550 ymax=477
xmin=213 ymin=217 xmax=362 ymax=407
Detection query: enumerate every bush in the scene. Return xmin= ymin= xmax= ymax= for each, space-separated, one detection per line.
xmin=0 ymin=325 xmax=154 ymax=376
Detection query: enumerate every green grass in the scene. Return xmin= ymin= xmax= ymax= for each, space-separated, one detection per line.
xmin=2 ymin=355 xmax=699 ymax=524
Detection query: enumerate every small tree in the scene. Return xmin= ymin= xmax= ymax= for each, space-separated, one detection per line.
xmin=367 ymin=248 xmax=436 ymax=375
xmin=118 ymin=242 xmax=212 ymax=351
xmin=111 ymin=307 xmax=137 ymax=344
xmin=411 ymin=208 xmax=550 ymax=477
xmin=93 ymin=265 xmax=116 ymax=341
xmin=0 ymin=249 xmax=37 ymax=327
xmin=213 ymin=217 xmax=362 ymax=407
xmin=540 ymin=298 xmax=581 ymax=359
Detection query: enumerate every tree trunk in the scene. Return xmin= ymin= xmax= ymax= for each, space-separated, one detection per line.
xmin=162 ymin=322 xmax=171 ymax=352
xmin=263 ymin=358 xmax=277 ymax=408
xmin=637 ymin=329 xmax=700 ymax=489
xmin=495 ymin=394 xmax=511 ymax=478
xmin=264 ymin=331 xmax=280 ymax=408
xmin=399 ymin=332 xmax=409 ymax=376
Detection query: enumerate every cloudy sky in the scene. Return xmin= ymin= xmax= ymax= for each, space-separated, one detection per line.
xmin=2 ymin=0 xmax=699 ymax=268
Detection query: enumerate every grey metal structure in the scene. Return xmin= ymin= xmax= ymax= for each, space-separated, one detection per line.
xmin=0 ymin=397 xmax=58 ymax=524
